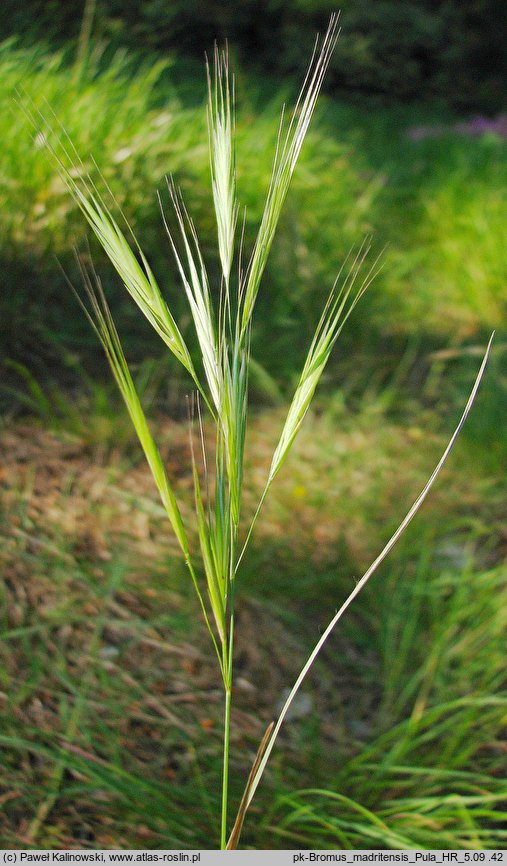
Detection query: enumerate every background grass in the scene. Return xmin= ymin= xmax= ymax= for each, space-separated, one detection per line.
xmin=0 ymin=27 xmax=506 ymax=850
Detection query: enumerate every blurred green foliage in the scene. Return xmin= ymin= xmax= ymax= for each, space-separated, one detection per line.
xmin=1 ymin=0 xmax=506 ymax=112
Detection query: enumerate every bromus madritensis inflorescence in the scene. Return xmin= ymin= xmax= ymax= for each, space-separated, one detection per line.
xmin=22 ymin=14 xmax=493 ymax=849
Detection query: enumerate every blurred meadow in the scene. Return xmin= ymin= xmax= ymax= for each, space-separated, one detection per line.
xmin=0 ymin=0 xmax=506 ymax=850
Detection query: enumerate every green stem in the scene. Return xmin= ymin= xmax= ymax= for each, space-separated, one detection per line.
xmin=220 ymin=606 xmax=235 ymax=849
xmin=220 ymin=679 xmax=232 ymax=849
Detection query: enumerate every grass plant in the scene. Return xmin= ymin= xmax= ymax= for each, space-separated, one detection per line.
xmin=2 ymin=36 xmax=505 ymax=395
xmin=17 ymin=17 xmax=496 ymax=849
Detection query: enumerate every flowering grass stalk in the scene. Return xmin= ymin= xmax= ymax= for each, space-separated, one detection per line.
xmin=24 ymin=13 xmax=493 ymax=848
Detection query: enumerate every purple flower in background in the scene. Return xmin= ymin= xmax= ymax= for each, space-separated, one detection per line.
xmin=455 ymin=115 xmax=507 ymax=137
xmin=407 ymin=115 xmax=507 ymax=141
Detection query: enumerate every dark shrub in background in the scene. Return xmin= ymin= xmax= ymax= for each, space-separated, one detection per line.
xmin=1 ymin=0 xmax=506 ymax=112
